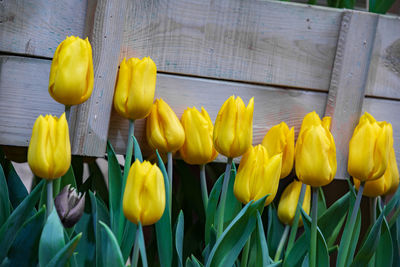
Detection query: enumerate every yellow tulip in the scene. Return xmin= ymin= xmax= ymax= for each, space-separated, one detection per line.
xmin=49 ymin=36 xmax=94 ymax=105
xmin=233 ymin=145 xmax=282 ymax=206
xmin=179 ymin=107 xmax=218 ymax=165
xmin=28 ymin=113 xmax=71 ymax=179
xmin=113 ymin=57 xmax=157 ymax=120
xmin=123 ymin=160 xmax=165 ymax=226
xmin=354 ymin=147 xmax=399 ymax=197
xmin=262 ymin=122 xmax=295 ymax=179
xmin=146 ymin=99 xmax=185 ymax=153
xmin=213 ymin=95 xmax=254 ymax=158
xmin=295 ymin=111 xmax=337 ymax=187
xmin=348 ymin=112 xmax=393 ymax=182
xmin=277 ymin=180 xmax=311 ymax=226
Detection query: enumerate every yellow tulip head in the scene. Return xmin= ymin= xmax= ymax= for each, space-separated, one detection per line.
xmin=348 ymin=112 xmax=393 ymax=182
xmin=123 ymin=160 xmax=166 ymax=226
xmin=113 ymin=57 xmax=157 ymax=120
xmin=49 ymin=36 xmax=94 ymax=106
xmin=262 ymin=122 xmax=295 ymax=179
xmin=179 ymin=107 xmax=218 ymax=165
xmin=295 ymin=111 xmax=337 ymax=187
xmin=386 ymin=148 xmax=399 ymax=195
xmin=146 ymin=99 xmax=185 ymax=153
xmin=277 ymin=181 xmax=311 ymax=226
xmin=213 ymin=95 xmax=254 ymax=158
xmin=28 ymin=113 xmax=71 ymax=180
xmin=233 ymin=145 xmax=282 ymax=206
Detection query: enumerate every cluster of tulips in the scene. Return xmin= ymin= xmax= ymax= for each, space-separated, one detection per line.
xmin=1 ymin=35 xmax=398 ymax=267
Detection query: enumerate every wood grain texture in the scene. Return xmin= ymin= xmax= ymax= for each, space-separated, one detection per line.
xmin=365 ymin=15 xmax=400 ymax=99
xmin=107 ymin=73 xmax=328 ymax=160
xmin=325 ymin=11 xmax=378 ymax=179
xmin=0 ymin=56 xmax=64 ymax=147
xmin=121 ymin=0 xmax=342 ymax=91
xmin=0 ymin=0 xmax=88 ymax=58
xmin=69 ymin=0 xmax=128 ymax=157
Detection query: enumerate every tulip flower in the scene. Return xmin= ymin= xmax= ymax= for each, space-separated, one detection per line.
xmin=262 ymin=122 xmax=294 ymax=178
xmin=28 ymin=113 xmax=71 ymax=180
xmin=113 ymin=57 xmax=157 ymax=120
xmin=49 ymin=36 xmax=94 ymax=106
xmin=278 ymin=180 xmax=311 ymax=226
xmin=295 ymin=111 xmax=337 ymax=187
xmin=233 ymin=145 xmax=282 ymax=206
xmin=123 ymin=159 xmax=166 ymax=226
xmin=348 ymin=112 xmax=393 ymax=182
xmin=213 ymin=95 xmax=254 ymax=158
xmin=54 ymin=185 xmax=85 ymax=228
xmin=179 ymin=107 xmax=218 ymax=165
xmin=385 ymin=148 xmax=399 ymax=195
xmin=146 ymin=99 xmax=185 ymax=153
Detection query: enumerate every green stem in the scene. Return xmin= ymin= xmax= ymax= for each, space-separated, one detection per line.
xmin=310 ymin=187 xmax=318 ymax=267
xmin=338 ymin=181 xmax=365 ymax=267
xmin=217 ymin=157 xmax=233 ymax=237
xmin=370 ymin=197 xmax=377 ymax=224
xmin=389 ymin=204 xmax=400 ymax=227
xmin=286 ymin=183 xmax=307 ymax=252
xmin=200 ymin=164 xmax=208 ymax=214
xmin=380 ymin=195 xmax=385 ymax=210
xmin=167 ymin=152 xmax=173 ymax=213
xmin=46 ymin=180 xmax=53 ymax=218
xmin=132 ymin=226 xmax=140 ymax=267
xmin=240 ymin=237 xmax=251 ymax=267
xmin=274 ymin=224 xmax=290 ymax=262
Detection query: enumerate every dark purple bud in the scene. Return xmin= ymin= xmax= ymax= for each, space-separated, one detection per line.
xmin=54 ymin=185 xmax=85 ymax=228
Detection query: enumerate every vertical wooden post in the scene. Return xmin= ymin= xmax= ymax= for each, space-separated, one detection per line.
xmin=325 ymin=11 xmax=379 ymax=179
xmin=69 ymin=0 xmax=127 ymax=157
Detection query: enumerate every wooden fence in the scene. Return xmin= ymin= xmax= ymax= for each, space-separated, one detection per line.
xmin=1 ymin=0 xmax=400 ymax=179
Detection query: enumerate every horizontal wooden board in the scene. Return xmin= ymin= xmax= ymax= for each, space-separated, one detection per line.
xmin=121 ymin=0 xmax=342 ymax=91
xmin=0 ymin=0 xmax=88 ymax=58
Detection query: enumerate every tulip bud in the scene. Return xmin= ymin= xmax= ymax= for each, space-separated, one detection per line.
xmin=123 ymin=159 xmax=166 ymax=226
xmin=113 ymin=57 xmax=157 ymax=120
xmin=348 ymin=112 xmax=393 ymax=182
xmin=28 ymin=113 xmax=71 ymax=179
xmin=54 ymin=185 xmax=85 ymax=228
xmin=213 ymin=95 xmax=254 ymax=158
xmin=295 ymin=111 xmax=337 ymax=187
xmin=146 ymin=99 xmax=185 ymax=153
xmin=277 ymin=181 xmax=311 ymax=226
xmin=354 ymin=147 xmax=399 ymax=197
xmin=49 ymin=36 xmax=94 ymax=106
xmin=233 ymin=145 xmax=282 ymax=206
xmin=262 ymin=122 xmax=295 ymax=178
xmin=179 ymin=107 xmax=218 ymax=165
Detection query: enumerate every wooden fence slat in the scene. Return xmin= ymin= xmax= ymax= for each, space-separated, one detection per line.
xmin=325 ymin=11 xmax=379 ymax=179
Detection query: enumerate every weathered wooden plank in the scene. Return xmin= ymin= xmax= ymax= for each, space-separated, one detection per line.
xmin=325 ymin=11 xmax=378 ymax=179
xmin=69 ymin=0 xmax=128 ymax=157
xmin=121 ymin=0 xmax=342 ymax=91
xmin=107 ymin=73 xmax=328 ymax=159
xmin=0 ymin=56 xmax=64 ymax=147
xmin=0 ymin=0 xmax=88 ymax=58
xmin=365 ymin=15 xmax=400 ymax=99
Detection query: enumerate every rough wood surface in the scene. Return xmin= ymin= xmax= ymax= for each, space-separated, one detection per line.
xmin=121 ymin=0 xmax=342 ymax=91
xmin=325 ymin=11 xmax=379 ymax=179
xmin=69 ymin=0 xmax=128 ymax=157
xmin=365 ymin=15 xmax=400 ymax=99
xmin=0 ymin=0 xmax=88 ymax=58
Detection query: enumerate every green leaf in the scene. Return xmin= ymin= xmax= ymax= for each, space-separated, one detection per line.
xmin=267 ymin=203 xmax=285 ymax=256
xmin=4 ymin=160 xmax=28 ymax=209
xmin=206 ymin=196 xmax=267 ymax=267
xmin=120 ymin=220 xmax=136 ymax=262
xmin=390 ymin=217 xmax=400 ymax=267
xmin=155 ymin=150 xmax=173 ymax=267
xmin=74 ymin=204 xmax=96 ymax=267
xmin=385 ymin=186 xmax=400 ymax=216
xmin=133 ymin=135 xmax=143 ymax=162
xmin=175 ymin=211 xmax=185 ymax=267
xmin=185 ymin=255 xmax=204 ymax=267
xmin=0 ymin=180 xmax=44 ymax=261
xmin=350 ymin=211 xmax=384 ymax=266
xmin=98 ymin=221 xmax=124 ymax=267
xmin=283 ymin=235 xmax=307 ymax=267
xmin=45 ymin=233 xmax=82 ymax=267
xmin=317 ymin=187 xmax=327 ymax=217
xmin=224 ymin=168 xmax=241 ymax=226
xmin=39 ymin=209 xmax=66 ymax=266
xmin=205 ymin=176 xmax=223 ymax=244
xmin=107 ymin=141 xmax=123 ymax=243
xmin=300 ymin=208 xmax=329 ymax=267
xmin=60 ymin=166 xmax=77 ymax=192
xmin=375 ymin=215 xmax=393 ymax=267
xmin=371 ymin=0 xmax=396 ymax=14
xmin=0 ymin=165 xmax=10 ymax=226
xmin=90 ymin=162 xmax=109 ymax=207
xmin=137 ymin=223 xmax=148 ymax=267
xmin=1 ymin=206 xmax=46 ymax=267
xmin=255 ymin=211 xmax=270 ymax=266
